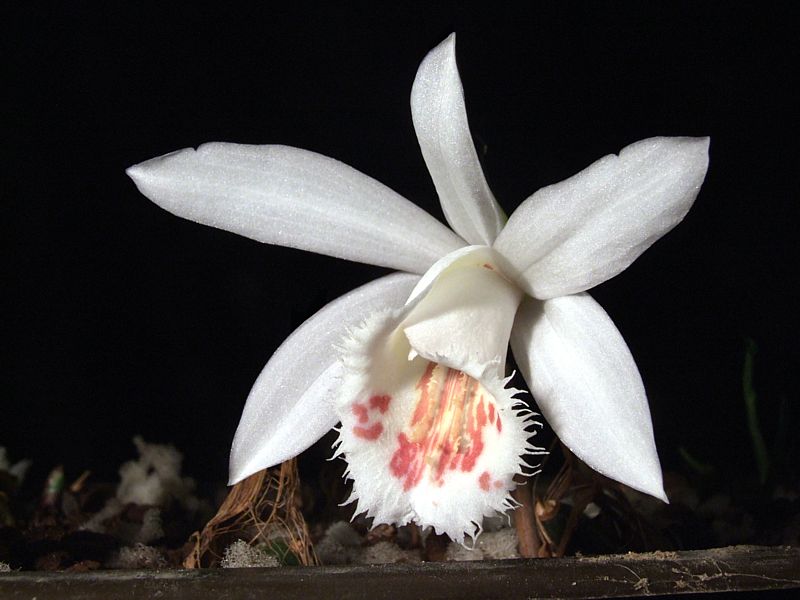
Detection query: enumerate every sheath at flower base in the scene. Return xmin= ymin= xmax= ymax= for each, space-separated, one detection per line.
xmin=126 ymin=33 xmax=710 ymax=543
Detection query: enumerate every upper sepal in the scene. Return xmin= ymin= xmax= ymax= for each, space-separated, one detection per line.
xmin=411 ymin=33 xmax=506 ymax=246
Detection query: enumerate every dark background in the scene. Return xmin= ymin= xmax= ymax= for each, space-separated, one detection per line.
xmin=4 ymin=4 xmax=797 ymax=486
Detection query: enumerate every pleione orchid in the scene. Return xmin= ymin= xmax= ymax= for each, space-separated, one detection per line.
xmin=127 ymin=34 xmax=709 ymax=543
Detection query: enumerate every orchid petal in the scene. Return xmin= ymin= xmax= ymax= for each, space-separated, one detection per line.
xmin=510 ymin=294 xmax=666 ymax=501
xmin=493 ymin=137 xmax=710 ymax=299
xmin=411 ymin=34 xmax=505 ymax=246
xmin=401 ymin=246 xmax=523 ymax=381
xmin=127 ymin=144 xmax=465 ymax=275
xmin=228 ymin=272 xmax=420 ymax=484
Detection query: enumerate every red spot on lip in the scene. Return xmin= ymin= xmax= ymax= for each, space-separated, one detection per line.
xmin=369 ymin=394 xmax=391 ymax=413
xmin=488 ymin=403 xmax=495 ymax=423
xmin=351 ymin=394 xmax=391 ymax=442
xmin=482 ymin=263 xmax=494 ymax=270
xmin=479 ymin=471 xmax=491 ymax=491
xmin=353 ymin=422 xmax=383 ymax=441
xmin=390 ymin=433 xmax=423 ymax=491
xmin=352 ymin=403 xmax=369 ymax=424
xmin=496 ymin=417 xmax=502 ymax=433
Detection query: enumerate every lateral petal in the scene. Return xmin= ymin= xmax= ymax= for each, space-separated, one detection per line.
xmin=228 ymin=272 xmax=420 ymax=484
xmin=127 ymin=144 xmax=465 ymax=275
xmin=510 ymin=294 xmax=666 ymax=501
xmin=411 ymin=34 xmax=506 ymax=246
xmin=494 ymin=137 xmax=710 ymax=299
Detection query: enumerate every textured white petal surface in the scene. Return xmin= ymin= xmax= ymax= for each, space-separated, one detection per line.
xmin=228 ymin=272 xmax=420 ymax=484
xmin=127 ymin=143 xmax=465 ymax=274
xmin=510 ymin=294 xmax=666 ymax=501
xmin=405 ymin=244 xmax=486 ymax=304
xmin=411 ymin=34 xmax=505 ymax=246
xmin=494 ymin=137 xmax=710 ymax=299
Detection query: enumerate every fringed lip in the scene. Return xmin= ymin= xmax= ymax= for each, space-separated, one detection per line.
xmin=334 ymin=247 xmax=543 ymax=543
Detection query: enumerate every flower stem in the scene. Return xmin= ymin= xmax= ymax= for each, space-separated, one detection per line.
xmin=511 ymin=474 xmax=540 ymax=557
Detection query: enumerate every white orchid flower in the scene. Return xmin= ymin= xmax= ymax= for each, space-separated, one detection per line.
xmin=127 ymin=34 xmax=709 ymax=543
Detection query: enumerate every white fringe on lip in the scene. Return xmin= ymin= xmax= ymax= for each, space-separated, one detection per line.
xmin=332 ymin=307 xmax=545 ymax=546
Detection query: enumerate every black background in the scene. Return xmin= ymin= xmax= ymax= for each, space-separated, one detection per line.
xmin=4 ymin=3 xmax=797 ymax=486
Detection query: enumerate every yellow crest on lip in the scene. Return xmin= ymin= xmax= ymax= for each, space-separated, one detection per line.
xmin=389 ymin=362 xmax=504 ymax=493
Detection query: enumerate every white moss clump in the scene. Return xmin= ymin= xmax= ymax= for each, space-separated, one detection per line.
xmin=80 ymin=437 xmax=201 ymax=544
xmin=106 ymin=544 xmax=167 ymax=569
xmin=0 ymin=561 xmax=10 ymax=572
xmin=117 ymin=436 xmax=199 ymax=511
xmin=314 ymin=538 xmax=349 ymax=565
xmin=445 ymin=542 xmax=484 ymax=561
xmin=476 ymin=528 xmax=519 ymax=559
xmin=0 ymin=447 xmax=31 ymax=483
xmin=80 ymin=498 xmax=124 ymax=534
xmin=324 ymin=521 xmax=363 ymax=547
xmin=360 ymin=541 xmax=420 ymax=565
xmin=134 ymin=507 xmax=164 ymax=545
xmin=445 ymin=527 xmax=519 ymax=561
xmin=315 ymin=521 xmax=364 ymax=565
xmin=221 ymin=540 xmax=279 ymax=568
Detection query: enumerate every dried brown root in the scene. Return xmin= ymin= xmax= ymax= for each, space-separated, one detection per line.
xmin=533 ymin=443 xmax=657 ymax=557
xmin=511 ymin=474 xmax=540 ymax=557
xmin=183 ymin=459 xmax=316 ymax=568
xmin=532 ymin=442 xmax=598 ymax=557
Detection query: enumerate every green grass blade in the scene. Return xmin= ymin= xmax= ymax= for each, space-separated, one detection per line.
xmin=743 ymin=338 xmax=770 ymax=485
